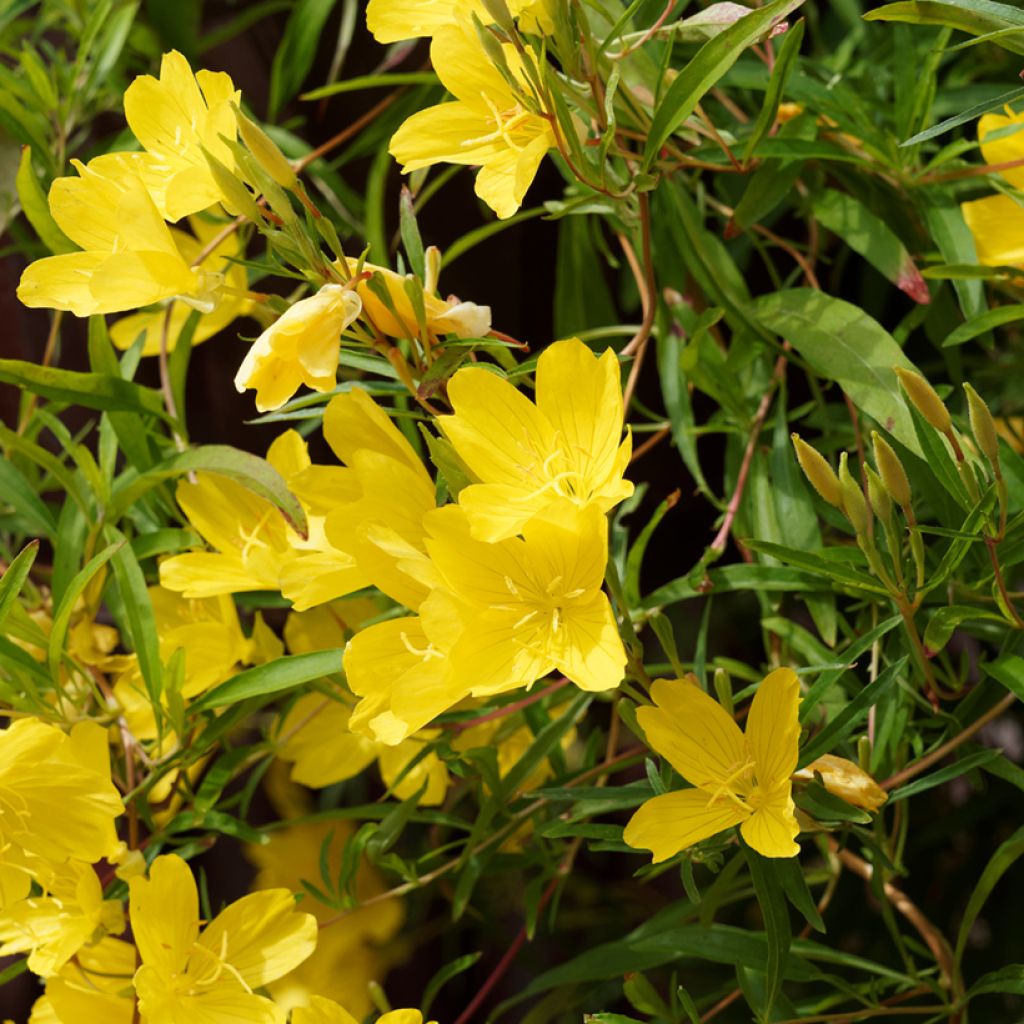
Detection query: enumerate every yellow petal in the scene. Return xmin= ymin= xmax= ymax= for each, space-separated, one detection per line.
xmin=961 ymin=193 xmax=1024 ymax=266
xmin=740 ymin=783 xmax=800 ymax=858
xmin=45 ymin=936 xmax=136 ymax=1024
xmin=16 ymin=252 xmax=109 ymax=317
xmin=624 ymin=789 xmax=748 ymax=863
xmin=277 ymin=693 xmax=377 ymax=787
xmin=636 ymin=678 xmax=745 ymax=790
xmin=390 ymin=102 xmax=504 ymax=172
xmin=199 ymin=888 xmax=317 ymax=989
xmin=129 ymin=854 xmax=198 ymax=977
xmin=377 ymin=738 xmax=450 ymax=805
xmin=429 ymin=22 xmax=517 ymax=108
xmin=366 ymin=0 xmax=459 ymax=42
xmin=323 ymin=388 xmax=425 ymax=478
xmin=548 ymin=594 xmax=626 ymax=692
xmin=978 ymin=107 xmax=1024 ymax=189
xmin=746 ymin=667 xmax=800 ymax=790
xmin=473 ymin=127 xmax=551 ymax=220
xmin=292 ymin=996 xmax=360 ymax=1024
xmin=796 ymin=754 xmax=887 ymax=812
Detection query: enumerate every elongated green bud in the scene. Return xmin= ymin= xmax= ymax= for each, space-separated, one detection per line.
xmin=202 ymin=147 xmax=262 ymax=222
xmin=871 ymin=431 xmax=912 ymax=509
xmin=865 ymin=465 xmax=892 ymax=523
xmin=234 ymin=104 xmax=298 ymax=191
xmin=791 ymin=434 xmax=842 ymax=508
xmin=839 ymin=452 xmax=870 ymax=536
xmin=713 ymin=667 xmax=733 ymax=716
xmin=964 ymin=382 xmax=1000 ymax=468
xmin=894 ymin=368 xmax=951 ymax=434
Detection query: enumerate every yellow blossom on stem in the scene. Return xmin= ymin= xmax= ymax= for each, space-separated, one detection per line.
xmin=130 ymin=853 xmax=317 ymax=1024
xmin=624 ymin=670 xmax=802 ymax=861
xmin=439 ymin=337 xmax=632 ymax=541
xmin=110 ymin=212 xmax=254 ymax=355
xmin=122 ymin=49 xmax=240 ymax=222
xmin=234 ymin=284 xmax=363 ymax=412
xmin=16 ymin=155 xmax=203 ymax=317
xmin=389 ymin=21 xmax=557 ymax=219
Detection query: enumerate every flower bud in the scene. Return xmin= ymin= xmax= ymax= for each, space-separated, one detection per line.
xmin=838 ymin=452 xmax=870 ymax=536
xmin=234 ymin=104 xmax=298 ymax=191
xmin=964 ymin=382 xmax=1000 ymax=467
xmin=791 ymin=434 xmax=842 ymax=508
xmin=894 ymin=368 xmax=951 ymax=434
xmin=795 ymin=754 xmax=887 ymax=812
xmin=865 ymin=465 xmax=892 ymax=523
xmin=202 ymin=147 xmax=263 ymax=222
xmin=871 ymin=431 xmax=912 ymax=509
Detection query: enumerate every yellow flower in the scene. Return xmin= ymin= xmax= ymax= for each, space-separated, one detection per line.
xmin=0 ymin=859 xmax=124 ymax=977
xmin=160 ymin=431 xmax=366 ymax=609
xmin=130 ymin=853 xmax=317 ymax=1024
xmin=234 ymin=284 xmax=363 ymax=411
xmin=293 ymin=1003 xmax=436 ymax=1024
xmin=319 ymin=389 xmax=438 ymax=609
xmin=367 ymin=0 xmax=553 ymax=43
xmin=110 ymin=213 xmax=253 ymax=355
xmin=0 ymin=719 xmax=123 ymax=873
xmin=246 ymin=818 xmax=404 ymax=1019
xmin=276 ymin=692 xmax=450 ymax=804
xmin=389 ymin=21 xmax=556 ymax=219
xmin=122 ymin=49 xmax=240 ymax=222
xmin=961 ymin=106 xmax=1024 ymax=265
xmin=453 ymin=715 xmax=576 ymax=793
xmin=16 ymin=155 xmax=203 ymax=317
xmin=439 ymin=338 xmax=632 ymax=542
xmin=624 ymin=670 xmax=801 ymax=861
xmin=349 ymin=257 xmax=491 ymax=344
xmin=794 ymin=754 xmax=888 ymax=813
xmin=32 ymin=936 xmax=137 ymax=1024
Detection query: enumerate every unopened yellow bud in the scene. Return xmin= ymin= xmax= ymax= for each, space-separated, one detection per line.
xmin=234 ymin=104 xmax=298 ymax=191
xmin=791 ymin=434 xmax=842 ymax=508
xmin=865 ymin=465 xmax=892 ymax=522
xmin=424 ymin=245 xmax=442 ymax=295
xmin=964 ymin=382 xmax=1000 ymax=467
xmin=871 ymin=431 xmax=912 ymax=509
xmin=894 ymin=368 xmax=951 ymax=434
xmin=838 ymin=452 xmax=870 ymax=536
xmin=795 ymin=754 xmax=887 ymax=812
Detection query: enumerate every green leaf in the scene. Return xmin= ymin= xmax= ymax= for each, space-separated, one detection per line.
xmin=954 ymin=824 xmax=1024 ymax=967
xmin=794 ymin=781 xmax=872 ymax=824
xmin=812 ymin=190 xmax=929 ymax=304
xmin=15 ymin=146 xmax=74 ymax=253
xmin=923 ymin=605 xmax=1008 ymax=653
xmin=0 ymin=457 xmax=55 ymax=537
xmin=922 ymin=199 xmax=986 ymax=319
xmin=422 ymin=952 xmax=483 ymax=1019
xmin=190 ymin=650 xmax=344 ymax=711
xmin=754 ymin=289 xmax=922 ymax=455
xmin=643 ymin=564 xmax=827 ymax=608
xmin=965 ymin=964 xmax=1024 ymax=1000
xmin=109 ymin=445 xmax=308 ymax=538
xmin=866 ymin=1 xmax=1024 ymax=57
xmin=0 ymin=358 xmax=169 ymax=421
xmin=301 ymin=71 xmax=439 ymax=99
xmin=774 ymin=856 xmax=825 ymax=934
xmin=742 ymin=17 xmax=805 ymax=162
xmin=0 ymin=540 xmax=38 ymax=631
xmin=642 ymin=0 xmax=807 ymax=169
xmin=798 ymin=657 xmax=908 ymax=767
xmin=943 ymin=304 xmax=1024 ymax=347
xmin=268 ymin=0 xmax=340 ymax=118
xmin=742 ymin=540 xmax=887 ymax=594
xmin=744 ymin=846 xmax=792 ymax=1018
xmin=983 ymin=653 xmax=1024 ymax=700
xmin=888 ymin=747 xmax=1003 ymax=802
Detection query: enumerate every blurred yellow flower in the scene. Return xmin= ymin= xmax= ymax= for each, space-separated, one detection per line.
xmin=367 ymin=0 xmax=553 ymax=43
xmin=16 ymin=155 xmax=203 ymax=317
xmin=110 ymin=213 xmax=253 ymax=355
xmin=122 ymin=49 xmax=240 ymax=222
xmin=389 ymin=21 xmax=556 ymax=219
xmin=440 ymin=337 xmax=632 ymax=542
xmin=130 ymin=853 xmax=317 ymax=1024
xmin=624 ymin=670 xmax=801 ymax=861
xmin=234 ymin=284 xmax=363 ymax=411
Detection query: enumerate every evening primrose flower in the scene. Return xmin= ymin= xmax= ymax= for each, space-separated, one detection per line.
xmin=624 ymin=670 xmax=801 ymax=860
xmin=111 ymin=213 xmax=253 ymax=355
xmin=31 ymin=936 xmax=137 ymax=1024
xmin=16 ymin=155 xmax=203 ymax=317
xmin=130 ymin=854 xmax=317 ymax=1024
xmin=0 ymin=860 xmax=124 ymax=977
xmin=122 ymin=49 xmax=240 ymax=222
xmin=234 ymin=284 xmax=363 ymax=411
xmin=389 ymin=21 xmax=557 ymax=219
xmin=367 ymin=0 xmax=553 ymax=42
xmin=961 ymin=106 xmax=1024 ymax=265
xmin=440 ymin=337 xmax=632 ymax=542
xmin=293 ymin=1002 xmax=436 ymax=1024
xmin=0 ymin=719 xmax=123 ymax=874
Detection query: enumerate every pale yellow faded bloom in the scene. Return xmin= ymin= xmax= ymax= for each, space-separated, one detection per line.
xmin=123 ymin=49 xmax=240 ymax=221
xmin=111 ymin=212 xmax=254 ymax=355
xmin=795 ymin=754 xmax=888 ymax=812
xmin=389 ymin=21 xmax=557 ymax=218
xmin=440 ymin=337 xmax=633 ymax=541
xmin=17 ymin=155 xmax=203 ymax=317
xmin=130 ymin=853 xmax=317 ymax=1024
xmin=234 ymin=283 xmax=363 ymax=411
